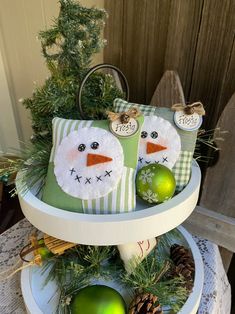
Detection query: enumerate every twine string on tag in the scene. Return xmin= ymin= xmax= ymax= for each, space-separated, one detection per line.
xmin=171 ymin=102 xmax=205 ymax=116
xmin=107 ymin=107 xmax=141 ymax=124
xmin=0 ymin=259 xmax=37 ymax=281
xmin=0 ymin=234 xmax=45 ymax=281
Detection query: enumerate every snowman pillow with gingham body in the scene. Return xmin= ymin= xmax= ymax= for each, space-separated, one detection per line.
xmin=42 ymin=116 xmax=144 ymax=214
xmin=114 ymin=98 xmax=198 ymax=192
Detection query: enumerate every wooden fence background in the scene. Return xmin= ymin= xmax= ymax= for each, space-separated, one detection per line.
xmin=104 ymin=0 xmax=235 ymax=129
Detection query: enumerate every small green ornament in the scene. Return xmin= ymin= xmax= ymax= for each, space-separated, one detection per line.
xmin=136 ymin=164 xmax=176 ymax=204
xmin=70 ymin=285 xmax=126 ymax=314
xmin=37 ymin=239 xmax=53 ymax=260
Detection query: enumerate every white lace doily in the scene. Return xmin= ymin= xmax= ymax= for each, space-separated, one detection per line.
xmin=0 ymin=219 xmax=231 ymax=314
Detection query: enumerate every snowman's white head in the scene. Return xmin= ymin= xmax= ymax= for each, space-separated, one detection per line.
xmin=138 ymin=116 xmax=181 ymax=169
xmin=54 ymin=127 xmax=124 ymax=199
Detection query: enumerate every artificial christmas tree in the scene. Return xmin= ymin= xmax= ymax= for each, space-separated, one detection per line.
xmin=0 ymin=0 xmax=122 ymax=190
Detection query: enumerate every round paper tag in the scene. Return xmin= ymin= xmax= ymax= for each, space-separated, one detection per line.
xmin=110 ymin=118 xmax=139 ymax=138
xmin=174 ymin=110 xmax=202 ymax=131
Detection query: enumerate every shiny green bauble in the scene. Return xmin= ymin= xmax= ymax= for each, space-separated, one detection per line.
xmin=136 ymin=164 xmax=176 ymax=204
xmin=70 ymin=285 xmax=127 ymax=314
xmin=37 ymin=239 xmax=53 ymax=260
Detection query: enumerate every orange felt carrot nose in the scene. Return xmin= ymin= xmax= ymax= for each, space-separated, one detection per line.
xmin=87 ymin=153 xmax=113 ymax=167
xmin=146 ymin=142 xmax=167 ymax=154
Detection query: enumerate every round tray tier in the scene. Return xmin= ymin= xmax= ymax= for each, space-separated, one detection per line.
xmin=17 ymin=161 xmax=201 ymax=245
xmin=21 ymin=226 xmax=204 ymax=314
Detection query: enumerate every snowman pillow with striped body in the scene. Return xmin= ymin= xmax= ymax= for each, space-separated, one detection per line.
xmin=42 ymin=116 xmax=144 ymax=214
xmin=114 ymin=98 xmax=198 ymax=192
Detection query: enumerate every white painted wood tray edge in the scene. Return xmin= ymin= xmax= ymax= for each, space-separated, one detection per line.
xmin=17 ymin=161 xmax=201 ymax=245
xmin=21 ymin=225 xmax=204 ymax=314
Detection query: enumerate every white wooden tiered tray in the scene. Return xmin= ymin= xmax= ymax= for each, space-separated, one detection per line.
xmin=18 ymin=160 xmax=202 ymax=313
xmin=21 ymin=226 xmax=203 ymax=314
xmin=17 ymin=161 xmax=201 ymax=245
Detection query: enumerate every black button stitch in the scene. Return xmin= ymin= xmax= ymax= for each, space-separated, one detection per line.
xmin=91 ymin=142 xmax=99 ymax=150
xmin=151 ymin=131 xmax=158 ymax=139
xmin=78 ymin=143 xmax=86 ymax=152
xmin=141 ymin=131 xmax=148 ymax=138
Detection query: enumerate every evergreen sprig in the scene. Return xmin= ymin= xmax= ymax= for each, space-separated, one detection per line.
xmin=157 ymin=228 xmax=182 ymax=256
xmin=40 ymin=0 xmax=107 ymax=78
xmin=42 ymin=245 xmax=120 ymax=313
xmin=122 ymin=252 xmax=188 ymax=313
xmin=148 ymin=276 xmax=188 ymax=312
xmin=42 ymin=238 xmax=190 ymax=314
xmin=121 ymin=254 xmax=170 ymax=293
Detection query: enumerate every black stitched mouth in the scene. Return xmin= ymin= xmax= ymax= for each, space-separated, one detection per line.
xmin=85 ymin=177 xmax=91 ymax=184
xmin=96 ymin=176 xmax=102 ymax=182
xmin=139 ymin=157 xmax=168 ymax=165
xmin=104 ymin=170 xmax=112 ymax=177
xmin=75 ymin=175 xmax=82 ymax=182
xmin=69 ymin=168 xmax=112 ymax=184
xmin=70 ymin=168 xmax=76 ymax=175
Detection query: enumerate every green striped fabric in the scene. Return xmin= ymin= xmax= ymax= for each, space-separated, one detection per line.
xmin=43 ymin=117 xmax=139 ymax=214
xmin=50 ymin=118 xmax=93 ymax=161
xmin=82 ymin=167 xmax=136 ymax=214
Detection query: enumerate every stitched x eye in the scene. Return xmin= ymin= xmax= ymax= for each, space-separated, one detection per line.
xmin=78 ymin=144 xmax=86 ymax=152
xmin=151 ymin=131 xmax=158 ymax=139
xmin=141 ymin=131 xmax=148 ymax=138
xmin=91 ymin=142 xmax=99 ymax=150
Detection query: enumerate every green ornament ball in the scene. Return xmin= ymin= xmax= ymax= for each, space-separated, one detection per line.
xmin=70 ymin=285 xmax=127 ymax=314
xmin=136 ymin=164 xmax=176 ymax=204
xmin=37 ymin=239 xmax=53 ymax=260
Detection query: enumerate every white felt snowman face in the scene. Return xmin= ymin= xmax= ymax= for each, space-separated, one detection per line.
xmin=138 ymin=116 xmax=181 ymax=169
xmin=54 ymin=127 xmax=124 ymax=199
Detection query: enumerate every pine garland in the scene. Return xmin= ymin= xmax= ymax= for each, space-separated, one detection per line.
xmin=122 ymin=253 xmax=188 ymax=312
xmin=42 ymin=238 xmax=189 ymax=314
xmin=42 ymin=245 xmax=121 ymax=313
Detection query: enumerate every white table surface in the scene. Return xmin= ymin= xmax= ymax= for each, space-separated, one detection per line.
xmin=0 ymin=218 xmax=231 ymax=314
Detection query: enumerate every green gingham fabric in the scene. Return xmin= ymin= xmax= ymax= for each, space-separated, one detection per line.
xmin=173 ymin=151 xmax=193 ymax=192
xmin=114 ymin=98 xmax=197 ymax=192
xmin=115 ymin=99 xmax=156 ymax=116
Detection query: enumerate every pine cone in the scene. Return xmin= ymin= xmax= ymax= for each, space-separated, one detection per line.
xmin=129 ymin=292 xmax=163 ymax=314
xmin=170 ymin=244 xmax=195 ymax=290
